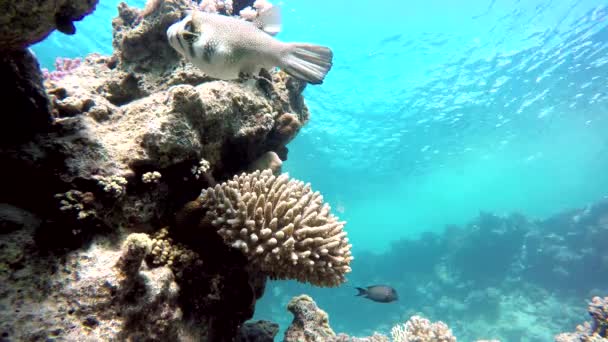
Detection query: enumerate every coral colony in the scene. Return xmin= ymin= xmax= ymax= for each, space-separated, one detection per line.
xmin=42 ymin=56 xmax=82 ymax=81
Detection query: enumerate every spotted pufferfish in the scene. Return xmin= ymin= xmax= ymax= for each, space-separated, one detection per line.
xmin=166 ymin=6 xmax=333 ymax=84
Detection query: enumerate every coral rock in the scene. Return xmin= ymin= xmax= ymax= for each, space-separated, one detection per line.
xmin=0 ymin=49 xmax=52 ymax=145
xmin=0 ymin=0 xmax=98 ymax=49
xmin=284 ymin=295 xmax=390 ymax=342
xmin=284 ymin=295 xmax=336 ymax=342
xmin=237 ymin=320 xmax=279 ymax=342
xmin=0 ymin=206 xmax=183 ymax=341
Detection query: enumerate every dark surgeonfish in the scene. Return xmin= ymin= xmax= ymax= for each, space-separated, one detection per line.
xmin=355 ymin=285 xmax=398 ymax=303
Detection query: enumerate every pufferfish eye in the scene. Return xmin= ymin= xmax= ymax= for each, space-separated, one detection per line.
xmin=184 ymin=20 xmax=193 ymax=33
xmin=181 ymin=19 xmax=200 ymax=44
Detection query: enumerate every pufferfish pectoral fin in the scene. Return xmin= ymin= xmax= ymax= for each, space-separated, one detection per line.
xmin=254 ymin=6 xmax=282 ymax=36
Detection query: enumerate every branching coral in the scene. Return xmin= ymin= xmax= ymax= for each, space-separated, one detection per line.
xmin=198 ymin=169 xmax=353 ymax=287
xmin=94 ymin=175 xmax=128 ymax=198
xmin=391 ymin=316 xmax=456 ymax=342
xmin=142 ymin=171 xmax=162 ymax=184
xmin=42 ymin=57 xmax=82 ymax=81
xmin=148 ymin=227 xmax=201 ymax=276
xmin=54 ymin=190 xmax=97 ymax=220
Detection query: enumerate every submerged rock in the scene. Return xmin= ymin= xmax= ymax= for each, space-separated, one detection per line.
xmin=237 ymin=320 xmax=280 ymax=342
xmin=0 ymin=207 xmax=185 ymax=341
xmin=0 ymin=0 xmax=99 ymax=49
xmin=283 ymin=294 xmax=390 ymax=342
xmin=0 ymin=49 xmax=53 ymax=146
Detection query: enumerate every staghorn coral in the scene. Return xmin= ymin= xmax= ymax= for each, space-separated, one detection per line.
xmin=198 ymin=169 xmax=353 ymax=287
xmin=391 ymin=316 xmax=456 ymax=342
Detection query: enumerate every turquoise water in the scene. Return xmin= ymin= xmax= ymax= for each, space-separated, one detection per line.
xmin=34 ymin=0 xmax=608 ymax=340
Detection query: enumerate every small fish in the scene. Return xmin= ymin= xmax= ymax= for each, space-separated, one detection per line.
xmin=355 ymin=285 xmax=398 ymax=303
xmin=166 ymin=7 xmax=333 ymax=84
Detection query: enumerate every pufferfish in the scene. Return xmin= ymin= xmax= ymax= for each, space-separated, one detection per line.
xmin=166 ymin=7 xmax=333 ymax=84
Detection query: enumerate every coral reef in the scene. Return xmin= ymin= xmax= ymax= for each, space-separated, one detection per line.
xmin=0 ymin=0 xmax=323 ymax=340
xmin=2 ymin=0 xmax=310 ymax=236
xmin=334 ymin=199 xmax=608 ymax=341
xmin=556 ymin=296 xmax=608 ymax=342
xmin=0 ymin=0 xmax=98 ymax=49
xmin=283 ymin=294 xmax=464 ymax=342
xmin=189 ymin=169 xmax=353 ymax=287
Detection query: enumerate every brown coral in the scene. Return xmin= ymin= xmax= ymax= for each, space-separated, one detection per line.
xmin=148 ymin=227 xmax=201 ymax=273
xmin=272 ymin=112 xmax=302 ymax=145
xmin=198 ymin=169 xmax=353 ymax=287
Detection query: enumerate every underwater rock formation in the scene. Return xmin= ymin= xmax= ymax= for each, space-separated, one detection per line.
xmin=236 ymin=320 xmax=280 ymax=342
xmin=1 ymin=0 xmax=310 ymax=236
xmin=0 ymin=0 xmax=99 ymax=49
xmin=283 ymin=294 xmax=390 ymax=342
xmin=0 ymin=205 xmax=183 ymax=341
xmin=0 ymin=0 xmax=321 ymax=340
xmin=0 ymin=49 xmax=53 ymax=145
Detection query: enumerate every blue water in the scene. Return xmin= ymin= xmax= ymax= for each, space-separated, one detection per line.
xmin=33 ymin=0 xmax=608 ymax=340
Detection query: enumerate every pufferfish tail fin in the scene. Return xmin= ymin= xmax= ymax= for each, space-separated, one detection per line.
xmin=279 ymin=43 xmax=333 ymax=84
